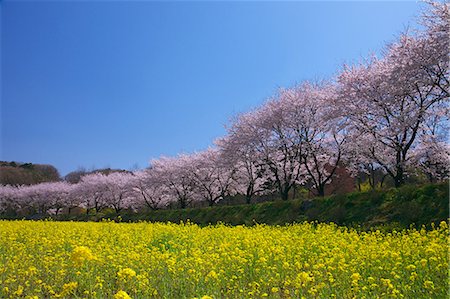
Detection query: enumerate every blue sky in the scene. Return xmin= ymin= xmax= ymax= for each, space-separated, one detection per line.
xmin=1 ymin=0 xmax=422 ymax=176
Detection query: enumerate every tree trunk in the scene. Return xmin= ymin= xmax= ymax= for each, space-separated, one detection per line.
xmin=246 ymin=184 xmax=254 ymax=204
xmin=427 ymin=172 xmax=435 ymax=184
xmin=179 ymin=199 xmax=187 ymax=209
xmin=317 ymin=185 xmax=325 ymax=197
xmin=394 ymin=177 xmax=405 ymax=188
xmin=369 ymin=166 xmax=376 ymax=189
xmin=394 ymin=166 xmax=405 ymax=188
xmin=392 ymin=150 xmax=406 ymax=188
xmin=380 ymin=174 xmax=387 ymax=188
xmin=280 ymin=188 xmax=289 ymax=201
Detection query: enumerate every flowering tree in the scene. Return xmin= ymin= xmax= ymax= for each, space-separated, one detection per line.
xmin=187 ymin=148 xmax=237 ymax=206
xmin=337 ymin=5 xmax=449 ymax=187
xmin=419 ymin=1 xmax=449 ymax=97
xmin=224 ymin=100 xmax=305 ymax=200
xmin=151 ymin=155 xmax=197 ymax=209
xmin=0 ymin=185 xmax=21 ymax=214
xmin=412 ymin=138 xmax=450 ymax=183
xmin=279 ymin=83 xmax=349 ymax=196
xmin=216 ymin=136 xmax=267 ymax=204
xmin=40 ymin=181 xmax=74 ymax=215
xmin=17 ymin=184 xmax=51 ymax=215
xmin=77 ymin=173 xmax=109 ymax=214
xmin=130 ymin=170 xmax=170 ymax=210
xmin=410 ymin=109 xmax=450 ymax=183
xmin=343 ymin=134 xmax=389 ymax=190
xmin=101 ymin=172 xmax=135 ymax=213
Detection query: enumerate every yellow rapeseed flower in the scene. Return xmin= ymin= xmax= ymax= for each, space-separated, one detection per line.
xmin=0 ymin=220 xmax=447 ymax=298
xmin=114 ymin=290 xmax=131 ymax=299
xmin=351 ymin=273 xmax=361 ymax=282
xmin=70 ymin=246 xmax=94 ymax=265
xmin=117 ymin=268 xmax=137 ymax=280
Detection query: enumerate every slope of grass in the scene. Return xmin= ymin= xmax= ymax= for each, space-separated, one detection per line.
xmin=114 ymin=182 xmax=448 ymax=229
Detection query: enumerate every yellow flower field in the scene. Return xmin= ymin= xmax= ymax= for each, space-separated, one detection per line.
xmin=0 ymin=220 xmax=448 ymax=298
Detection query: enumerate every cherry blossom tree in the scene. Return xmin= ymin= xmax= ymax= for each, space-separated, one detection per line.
xmin=336 ymin=2 xmax=448 ymax=188
xmin=100 ymin=172 xmax=135 ymax=213
xmin=78 ymin=173 xmax=109 ymax=214
xmin=40 ymin=181 xmax=73 ymax=215
xmin=337 ymin=24 xmax=449 ymax=186
xmin=9 ymin=183 xmax=68 ymax=215
xmin=279 ymin=82 xmax=349 ymax=196
xmin=224 ymin=100 xmax=305 ymax=200
xmin=419 ymin=1 xmax=449 ymax=97
xmin=130 ymin=170 xmax=170 ymax=210
xmin=223 ymin=81 xmax=353 ymax=199
xmin=151 ymin=155 xmax=197 ymax=209
xmin=412 ymin=138 xmax=450 ymax=183
xmin=344 ymin=136 xmax=389 ymax=190
xmin=188 ymin=148 xmax=237 ymax=206
xmin=411 ymin=109 xmax=450 ymax=183
xmin=0 ymin=185 xmax=21 ymax=215
xmin=16 ymin=184 xmax=50 ymax=215
xmin=216 ymin=136 xmax=267 ymax=204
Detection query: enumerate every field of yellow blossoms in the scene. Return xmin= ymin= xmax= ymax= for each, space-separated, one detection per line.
xmin=0 ymin=220 xmax=448 ymax=299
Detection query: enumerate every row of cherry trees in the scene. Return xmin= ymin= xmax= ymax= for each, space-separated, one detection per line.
xmin=0 ymin=155 xmax=242 ymax=215
xmin=0 ymin=1 xmax=448 ymax=215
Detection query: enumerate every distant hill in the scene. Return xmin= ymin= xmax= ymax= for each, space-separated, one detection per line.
xmin=0 ymin=161 xmax=133 ymax=185
xmin=0 ymin=161 xmax=60 ymax=185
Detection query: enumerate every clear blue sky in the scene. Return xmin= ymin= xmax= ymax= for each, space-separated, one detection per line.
xmin=1 ymin=0 xmax=422 ymax=176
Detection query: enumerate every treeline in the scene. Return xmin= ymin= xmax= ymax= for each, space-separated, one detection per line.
xmin=0 ymin=161 xmax=60 ymax=185
xmin=0 ymin=2 xmax=448 ymax=218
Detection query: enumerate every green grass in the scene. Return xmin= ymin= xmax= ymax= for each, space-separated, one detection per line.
xmin=113 ymin=182 xmax=448 ymax=229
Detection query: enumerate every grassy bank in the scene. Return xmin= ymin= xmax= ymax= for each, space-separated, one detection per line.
xmin=112 ymin=182 xmax=449 ymax=229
